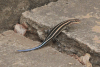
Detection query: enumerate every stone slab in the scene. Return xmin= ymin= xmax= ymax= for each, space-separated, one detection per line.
xmin=0 ymin=30 xmax=85 ymax=67
xmin=21 ymin=0 xmax=100 ymax=53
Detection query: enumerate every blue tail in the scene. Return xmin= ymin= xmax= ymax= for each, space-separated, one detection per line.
xmin=17 ymin=42 xmax=46 ymax=52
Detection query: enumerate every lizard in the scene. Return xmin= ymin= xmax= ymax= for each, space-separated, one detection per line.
xmin=17 ymin=19 xmax=80 ymax=52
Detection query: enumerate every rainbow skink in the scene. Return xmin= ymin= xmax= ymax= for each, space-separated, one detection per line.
xmin=18 ymin=19 xmax=80 ymax=52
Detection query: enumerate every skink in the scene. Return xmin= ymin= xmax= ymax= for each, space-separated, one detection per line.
xmin=18 ymin=19 xmax=80 ymax=52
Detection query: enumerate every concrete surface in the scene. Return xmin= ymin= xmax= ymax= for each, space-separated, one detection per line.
xmin=20 ymin=0 xmax=100 ymax=53
xmin=0 ymin=30 xmax=85 ymax=67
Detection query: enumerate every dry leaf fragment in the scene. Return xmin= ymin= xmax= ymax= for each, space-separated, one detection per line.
xmin=77 ymin=53 xmax=92 ymax=67
xmin=14 ymin=23 xmax=28 ymax=36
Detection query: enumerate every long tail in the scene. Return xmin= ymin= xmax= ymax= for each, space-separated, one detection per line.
xmin=17 ymin=42 xmax=46 ymax=52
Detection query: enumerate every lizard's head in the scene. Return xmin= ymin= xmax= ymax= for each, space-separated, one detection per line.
xmin=71 ymin=19 xmax=80 ymax=24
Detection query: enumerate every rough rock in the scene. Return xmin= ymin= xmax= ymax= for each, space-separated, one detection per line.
xmin=0 ymin=30 xmax=86 ymax=67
